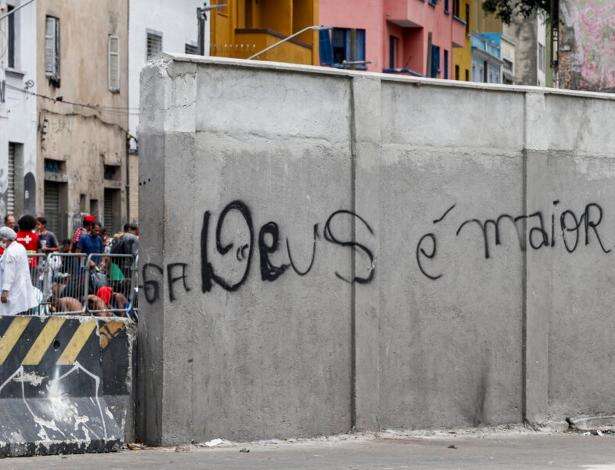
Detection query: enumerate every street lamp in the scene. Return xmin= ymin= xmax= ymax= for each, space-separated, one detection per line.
xmin=197 ymin=2 xmax=228 ymax=55
xmin=247 ymin=25 xmax=331 ymax=61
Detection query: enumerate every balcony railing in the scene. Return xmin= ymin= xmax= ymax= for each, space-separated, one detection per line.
xmin=232 ymin=28 xmax=313 ymax=65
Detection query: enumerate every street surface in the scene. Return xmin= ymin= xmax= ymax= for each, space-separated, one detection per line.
xmin=3 ymin=429 xmax=615 ymax=469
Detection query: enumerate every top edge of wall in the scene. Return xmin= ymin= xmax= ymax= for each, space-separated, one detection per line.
xmin=154 ymin=53 xmax=615 ymax=102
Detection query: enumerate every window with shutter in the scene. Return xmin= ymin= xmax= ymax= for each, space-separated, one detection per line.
xmin=7 ymin=144 xmax=16 ymax=216
xmin=146 ymin=32 xmax=162 ymax=61
xmin=44 ymin=183 xmax=61 ymax=236
xmin=45 ymin=16 xmax=60 ymax=81
xmin=108 ymin=35 xmax=120 ymax=91
xmin=8 ymin=6 xmax=15 ymax=68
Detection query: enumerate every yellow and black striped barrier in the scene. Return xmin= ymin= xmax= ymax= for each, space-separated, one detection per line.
xmin=0 ymin=314 xmax=135 ymax=458
xmin=0 ymin=316 xmax=126 ymax=367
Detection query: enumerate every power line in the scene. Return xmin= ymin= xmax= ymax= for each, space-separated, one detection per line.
xmin=0 ymin=0 xmax=36 ymax=21
xmin=4 ymin=83 xmax=136 ymax=136
xmin=4 ymin=83 xmax=140 ymax=114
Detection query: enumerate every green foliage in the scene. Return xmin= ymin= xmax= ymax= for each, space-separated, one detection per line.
xmin=482 ymin=0 xmax=551 ymax=24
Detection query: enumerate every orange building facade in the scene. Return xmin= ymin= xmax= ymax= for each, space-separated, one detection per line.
xmin=209 ymin=0 xmax=319 ymax=65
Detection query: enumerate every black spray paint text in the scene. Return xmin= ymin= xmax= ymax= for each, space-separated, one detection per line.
xmin=142 ymin=201 xmax=375 ymax=303
xmin=416 ymin=201 xmax=612 ymax=281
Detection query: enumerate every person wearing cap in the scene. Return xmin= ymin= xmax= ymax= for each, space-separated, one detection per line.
xmin=77 ymin=220 xmax=105 ymax=268
xmin=0 ymin=227 xmax=38 ymax=315
xmin=70 ymin=214 xmax=96 ymax=252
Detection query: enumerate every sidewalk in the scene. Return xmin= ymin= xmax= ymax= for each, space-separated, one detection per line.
xmin=3 ymin=428 xmax=615 ymax=470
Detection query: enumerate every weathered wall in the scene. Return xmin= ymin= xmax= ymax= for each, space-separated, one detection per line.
xmin=560 ymin=0 xmax=615 ymax=92
xmin=36 ymin=0 xmax=129 ymax=235
xmin=139 ymin=56 xmax=615 ymax=445
xmin=0 ymin=0 xmax=38 ymax=220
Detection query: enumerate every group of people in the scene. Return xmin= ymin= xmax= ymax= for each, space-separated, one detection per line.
xmin=0 ymin=213 xmax=139 ymax=317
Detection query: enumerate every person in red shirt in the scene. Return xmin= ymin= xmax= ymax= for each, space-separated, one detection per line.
xmin=16 ymin=215 xmax=40 ymax=268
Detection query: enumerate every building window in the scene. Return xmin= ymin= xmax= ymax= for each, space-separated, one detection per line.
xmin=453 ymin=0 xmax=460 ymax=17
xmin=104 ymin=164 xmax=120 ymax=181
xmin=444 ymin=0 xmax=450 ymax=14
xmin=430 ymin=45 xmax=440 ymax=78
xmin=108 ymin=35 xmax=120 ymax=92
xmin=45 ymin=16 xmax=60 ymax=83
xmin=146 ymin=32 xmax=162 ymax=61
xmin=185 ymin=43 xmax=199 ymax=55
xmin=444 ymin=49 xmax=449 ymax=79
xmin=455 ymin=64 xmax=460 ymax=80
xmin=327 ymin=28 xmax=366 ymax=70
xmin=483 ymin=60 xmax=488 ymax=82
xmin=44 ymin=158 xmax=62 ymax=173
xmin=7 ymin=144 xmax=17 ymax=216
xmin=7 ymin=6 xmax=15 ymax=68
xmin=465 ymin=69 xmax=469 ymax=81
xmin=538 ymin=43 xmax=545 ymax=72
xmin=428 ymin=0 xmax=437 ymax=6
xmin=389 ymin=36 xmax=398 ymax=69
xmin=504 ymin=58 xmax=513 ymax=75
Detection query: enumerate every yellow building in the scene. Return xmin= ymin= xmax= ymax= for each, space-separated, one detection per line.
xmin=209 ymin=0 xmax=319 ymax=65
xmin=452 ymin=0 xmax=473 ymax=81
xmin=452 ymin=0 xmax=511 ymax=82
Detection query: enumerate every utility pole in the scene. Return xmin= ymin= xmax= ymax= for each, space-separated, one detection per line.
xmin=197 ymin=1 xmax=227 ymax=56
xmin=197 ymin=3 xmax=206 ymax=55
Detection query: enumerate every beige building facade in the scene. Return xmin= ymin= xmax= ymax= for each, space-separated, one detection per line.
xmin=0 ymin=0 xmax=134 ymax=240
xmin=35 ymin=0 xmax=132 ymax=239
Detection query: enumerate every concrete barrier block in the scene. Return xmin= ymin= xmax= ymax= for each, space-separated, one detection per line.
xmin=0 ymin=316 xmax=135 ymax=457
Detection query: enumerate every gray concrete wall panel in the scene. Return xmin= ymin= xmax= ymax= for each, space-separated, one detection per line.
xmin=139 ymin=56 xmax=615 ymax=444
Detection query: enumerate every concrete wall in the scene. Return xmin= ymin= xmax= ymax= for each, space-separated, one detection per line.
xmin=139 ymin=55 xmax=615 ymax=445
xmin=128 ymin=0 xmax=206 ymax=138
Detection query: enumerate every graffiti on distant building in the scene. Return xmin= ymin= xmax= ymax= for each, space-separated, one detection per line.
xmin=561 ymin=0 xmax=615 ymax=91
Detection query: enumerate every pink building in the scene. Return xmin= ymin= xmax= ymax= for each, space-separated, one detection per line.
xmin=319 ymin=0 xmax=466 ymax=78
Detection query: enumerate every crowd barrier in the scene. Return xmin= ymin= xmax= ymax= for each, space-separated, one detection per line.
xmin=0 ymin=314 xmax=135 ymax=457
xmin=25 ymin=253 xmax=138 ymax=318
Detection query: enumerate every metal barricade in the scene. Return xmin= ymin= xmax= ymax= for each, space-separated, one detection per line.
xmin=45 ymin=253 xmax=88 ymax=315
xmin=85 ymin=253 xmax=137 ymax=317
xmin=26 ymin=254 xmax=48 ymax=315
xmin=4 ymin=252 xmax=137 ymax=317
xmin=26 ymin=254 xmax=47 ymax=291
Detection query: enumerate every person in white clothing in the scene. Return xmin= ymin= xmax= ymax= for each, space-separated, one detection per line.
xmin=0 ymin=227 xmax=38 ymax=315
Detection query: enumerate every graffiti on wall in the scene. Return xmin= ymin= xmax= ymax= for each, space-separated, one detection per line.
xmin=142 ymin=201 xmax=375 ymax=303
xmin=142 ymin=199 xmax=613 ymax=302
xmin=562 ymin=0 xmax=615 ymax=91
xmin=416 ymin=201 xmax=612 ymax=281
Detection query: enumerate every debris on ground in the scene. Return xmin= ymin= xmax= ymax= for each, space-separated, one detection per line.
xmin=127 ymin=443 xmax=145 ymax=451
xmin=239 ymin=448 xmax=250 ymax=453
xmin=174 ymin=445 xmax=191 ymax=452
xmin=567 ymin=415 xmax=615 ymax=433
xmin=204 ymin=438 xmax=225 ymax=447
xmin=448 ymin=445 xmax=458 ymax=449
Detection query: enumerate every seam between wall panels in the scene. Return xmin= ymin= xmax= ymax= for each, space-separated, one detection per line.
xmin=348 ymin=77 xmax=357 ymax=431
xmin=521 ymin=92 xmax=529 ymax=424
